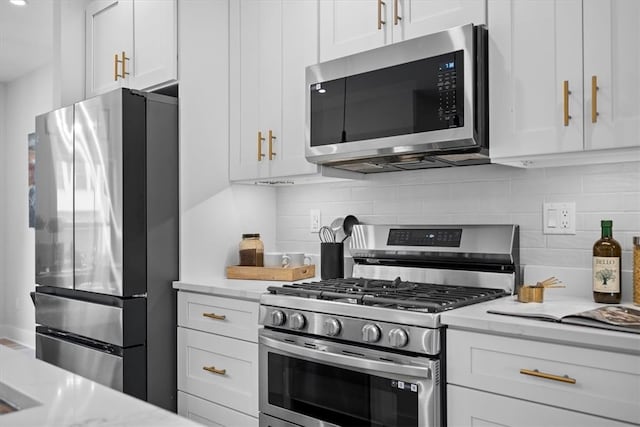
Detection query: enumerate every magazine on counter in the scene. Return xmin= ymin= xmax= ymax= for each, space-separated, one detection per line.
xmin=487 ymin=300 xmax=640 ymax=334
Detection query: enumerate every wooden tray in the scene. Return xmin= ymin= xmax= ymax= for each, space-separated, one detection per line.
xmin=226 ymin=265 xmax=315 ymax=281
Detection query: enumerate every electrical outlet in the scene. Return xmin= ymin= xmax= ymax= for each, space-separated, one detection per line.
xmin=310 ymin=209 xmax=321 ymax=233
xmin=543 ymin=202 xmax=576 ymax=235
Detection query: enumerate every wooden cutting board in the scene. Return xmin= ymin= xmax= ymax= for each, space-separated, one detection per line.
xmin=226 ymin=265 xmax=315 ymax=281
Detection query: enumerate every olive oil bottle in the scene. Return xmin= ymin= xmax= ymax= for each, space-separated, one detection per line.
xmin=593 ymin=220 xmax=622 ymax=303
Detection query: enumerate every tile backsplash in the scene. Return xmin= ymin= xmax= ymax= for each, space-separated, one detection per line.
xmin=276 ymin=162 xmax=640 ymax=273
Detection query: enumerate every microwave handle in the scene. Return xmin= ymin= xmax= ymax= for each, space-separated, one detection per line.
xmin=260 ymin=334 xmax=433 ymax=380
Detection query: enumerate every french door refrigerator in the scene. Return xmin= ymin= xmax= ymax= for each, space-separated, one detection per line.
xmin=33 ymin=88 xmax=178 ymax=411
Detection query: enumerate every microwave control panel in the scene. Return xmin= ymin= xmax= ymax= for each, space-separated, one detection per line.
xmin=438 ymin=55 xmax=460 ymax=128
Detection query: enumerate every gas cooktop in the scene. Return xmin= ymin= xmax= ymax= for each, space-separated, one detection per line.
xmin=267 ymin=277 xmax=508 ymax=313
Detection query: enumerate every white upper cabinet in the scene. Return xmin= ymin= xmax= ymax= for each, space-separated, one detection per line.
xmin=86 ymin=0 xmax=133 ymax=96
xmin=229 ymin=0 xmax=320 ymax=182
xmin=489 ymin=0 xmax=640 ymax=166
xmin=130 ymin=0 xmax=178 ymax=91
xmin=319 ymin=0 xmax=486 ymax=62
xmin=583 ymin=0 xmax=640 ymax=151
xmin=86 ymin=0 xmax=177 ymax=98
xmin=489 ymin=0 xmax=583 ymax=159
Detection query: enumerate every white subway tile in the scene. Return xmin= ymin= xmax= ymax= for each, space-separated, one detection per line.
xmin=510 ymin=214 xmax=541 ymax=231
xmin=520 ymin=231 xmax=546 ymax=249
xmin=449 ymin=213 xmax=512 ymax=224
xmin=373 ymin=199 xmax=422 ymax=215
xmin=582 ymin=172 xmax=640 ymax=193
xmin=273 ymin=161 xmax=640 ymax=273
xmin=356 ymin=215 xmax=397 ymax=225
xmin=351 ymin=186 xmax=397 ymax=201
xmin=397 ymin=184 xmax=450 ymax=200
xmin=397 ymin=214 xmax=453 ymax=224
xmin=511 ymin=175 xmax=581 ymax=195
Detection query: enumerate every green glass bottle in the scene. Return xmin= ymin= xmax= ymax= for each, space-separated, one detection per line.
xmin=592 ymin=220 xmax=622 ymax=303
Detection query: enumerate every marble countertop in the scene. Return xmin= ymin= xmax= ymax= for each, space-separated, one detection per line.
xmin=441 ymin=295 xmax=640 ymax=354
xmin=173 ymin=275 xmax=322 ymax=301
xmin=0 ymin=347 xmax=199 ymax=427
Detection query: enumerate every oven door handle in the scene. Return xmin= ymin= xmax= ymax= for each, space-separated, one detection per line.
xmin=260 ymin=334 xmax=434 ymax=379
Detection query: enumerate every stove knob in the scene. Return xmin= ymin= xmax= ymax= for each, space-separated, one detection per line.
xmin=270 ymin=310 xmax=286 ymax=326
xmin=388 ymin=328 xmax=409 ymax=348
xmin=290 ymin=313 xmax=306 ymax=330
xmin=361 ymin=324 xmax=381 ymax=343
xmin=323 ymin=318 xmax=341 ymax=336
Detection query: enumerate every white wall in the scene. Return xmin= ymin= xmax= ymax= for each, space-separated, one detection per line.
xmin=53 ymin=0 xmax=87 ymax=108
xmin=276 ymin=162 xmax=640 ymax=298
xmin=0 ymin=83 xmax=6 ymax=333
xmin=178 ymin=0 xmax=276 ymax=283
xmin=2 ymin=65 xmax=54 ymax=345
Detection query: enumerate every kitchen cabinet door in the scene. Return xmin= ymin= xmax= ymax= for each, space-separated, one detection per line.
xmin=319 ymin=0 xmax=387 ymax=62
xmin=131 ymin=0 xmax=178 ymax=90
xmin=230 ymin=0 xmax=276 ymax=181
xmin=320 ymin=0 xmax=486 ymax=62
xmin=85 ymin=0 xmax=177 ymax=98
xmin=448 ymin=386 xmax=635 ymax=427
xmin=230 ymin=0 xmax=319 ymax=181
xmin=583 ymin=0 xmax=640 ymax=151
xmin=392 ymin=0 xmax=486 ymax=43
xmin=269 ymin=0 xmax=320 ymax=178
xmin=488 ymin=0 xmax=583 ymax=160
xmin=178 ymin=392 xmax=258 ymax=427
xmin=86 ymin=0 xmax=133 ymax=97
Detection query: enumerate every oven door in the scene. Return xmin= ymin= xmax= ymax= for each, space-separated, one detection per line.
xmin=259 ymin=328 xmax=440 ymax=427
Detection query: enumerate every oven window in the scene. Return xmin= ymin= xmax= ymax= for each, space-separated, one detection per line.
xmin=268 ymin=353 xmax=418 ymax=427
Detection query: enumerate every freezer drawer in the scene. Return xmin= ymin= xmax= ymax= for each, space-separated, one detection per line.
xmin=35 ymin=290 xmax=145 ymax=347
xmin=36 ymin=332 xmax=146 ymax=400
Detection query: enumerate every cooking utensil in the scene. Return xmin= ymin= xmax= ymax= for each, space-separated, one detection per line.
xmin=536 ymin=276 xmax=566 ymax=288
xmin=341 ymin=215 xmax=359 ymax=242
xmin=517 ymin=286 xmax=545 ymax=303
xmin=319 ymin=226 xmax=335 ymax=243
xmin=330 ymin=217 xmax=344 ymax=241
xmin=517 ymin=276 xmax=566 ymax=303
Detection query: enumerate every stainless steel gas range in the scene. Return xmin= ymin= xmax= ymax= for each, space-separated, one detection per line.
xmin=259 ymin=224 xmax=520 ymax=427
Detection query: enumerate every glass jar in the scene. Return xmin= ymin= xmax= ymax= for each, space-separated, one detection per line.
xmin=239 ymin=233 xmax=264 ymax=267
xmin=634 ymin=236 xmax=640 ymax=306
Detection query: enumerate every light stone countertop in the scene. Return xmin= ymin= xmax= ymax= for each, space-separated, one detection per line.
xmin=440 ymin=294 xmax=640 ymax=354
xmin=0 ymin=346 xmax=199 ymax=427
xmin=173 ymin=275 xmax=322 ymax=301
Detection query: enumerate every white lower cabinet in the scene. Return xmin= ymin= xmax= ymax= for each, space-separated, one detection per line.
xmin=177 ymin=291 xmax=260 ymax=425
xmin=447 ymin=329 xmax=640 ymax=426
xmin=447 ymin=385 xmax=634 ymax=427
xmin=178 ymin=391 xmax=258 ymax=427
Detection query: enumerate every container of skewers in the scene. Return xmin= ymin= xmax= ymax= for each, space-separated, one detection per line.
xmin=517 ymin=276 xmax=566 ymax=303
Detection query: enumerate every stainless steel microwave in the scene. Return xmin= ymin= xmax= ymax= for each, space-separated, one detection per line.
xmin=305 ymin=24 xmax=488 ymax=173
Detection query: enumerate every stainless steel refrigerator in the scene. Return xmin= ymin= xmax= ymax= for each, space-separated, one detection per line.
xmin=33 ymin=88 xmax=178 ymax=411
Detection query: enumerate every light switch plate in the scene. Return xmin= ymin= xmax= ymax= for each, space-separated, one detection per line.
xmin=543 ymin=202 xmax=576 ymax=235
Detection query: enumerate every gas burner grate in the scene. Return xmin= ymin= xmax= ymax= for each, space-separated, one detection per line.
xmin=268 ymin=277 xmax=508 ymax=313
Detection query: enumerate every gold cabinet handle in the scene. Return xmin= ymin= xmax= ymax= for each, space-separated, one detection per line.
xmin=202 ymin=366 xmax=226 ymax=376
xmin=377 ymin=0 xmax=386 ymax=30
xmin=591 ymin=75 xmax=599 ymax=123
xmin=114 ymin=54 xmax=119 ymax=81
xmin=520 ymin=368 xmax=576 ymax=384
xmin=394 ymin=0 xmax=401 ymax=25
xmin=115 ymin=52 xmax=130 ymax=80
xmin=121 ymin=51 xmax=129 ymax=77
xmin=257 ymin=131 xmax=265 ymax=161
xmin=268 ymin=130 xmax=276 ymax=160
xmin=563 ymin=80 xmax=571 ymax=126
xmin=202 ymin=312 xmax=226 ymax=321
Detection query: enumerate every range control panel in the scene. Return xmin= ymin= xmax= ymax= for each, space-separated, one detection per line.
xmin=387 ymin=228 xmax=462 ymax=247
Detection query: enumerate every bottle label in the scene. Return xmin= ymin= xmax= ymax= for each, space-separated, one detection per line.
xmin=593 ymin=256 xmax=621 ymax=293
